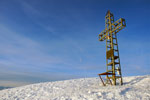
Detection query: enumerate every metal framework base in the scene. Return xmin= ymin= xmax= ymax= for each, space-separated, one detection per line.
xmin=98 ymin=72 xmax=114 ymax=86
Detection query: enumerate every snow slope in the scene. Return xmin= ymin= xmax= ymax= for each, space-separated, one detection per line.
xmin=0 ymin=75 xmax=150 ymax=100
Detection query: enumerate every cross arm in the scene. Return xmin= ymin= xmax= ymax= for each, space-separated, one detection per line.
xmin=99 ymin=18 xmax=126 ymax=41
xmin=98 ymin=28 xmax=109 ymax=41
xmin=111 ymin=18 xmax=126 ymax=34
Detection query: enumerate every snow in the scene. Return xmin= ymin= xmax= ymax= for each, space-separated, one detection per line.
xmin=0 ymin=75 xmax=150 ymax=100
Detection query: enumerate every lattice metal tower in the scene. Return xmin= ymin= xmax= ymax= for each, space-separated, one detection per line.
xmin=98 ymin=10 xmax=126 ymax=85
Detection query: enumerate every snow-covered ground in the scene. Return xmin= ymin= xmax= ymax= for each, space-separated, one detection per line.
xmin=0 ymin=75 xmax=150 ymax=100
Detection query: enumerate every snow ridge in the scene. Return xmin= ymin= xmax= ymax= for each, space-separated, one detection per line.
xmin=0 ymin=75 xmax=150 ymax=100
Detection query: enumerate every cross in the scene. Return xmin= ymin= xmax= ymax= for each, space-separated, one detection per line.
xmin=98 ymin=10 xmax=126 ymax=86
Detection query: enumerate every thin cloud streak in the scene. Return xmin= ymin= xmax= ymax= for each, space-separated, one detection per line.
xmin=0 ymin=24 xmax=67 ymax=80
xmin=17 ymin=0 xmax=58 ymax=36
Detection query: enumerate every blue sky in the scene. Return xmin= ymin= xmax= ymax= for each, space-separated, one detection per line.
xmin=0 ymin=0 xmax=150 ymax=87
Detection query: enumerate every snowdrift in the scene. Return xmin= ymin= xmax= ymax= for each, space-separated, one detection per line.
xmin=0 ymin=75 xmax=150 ymax=100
